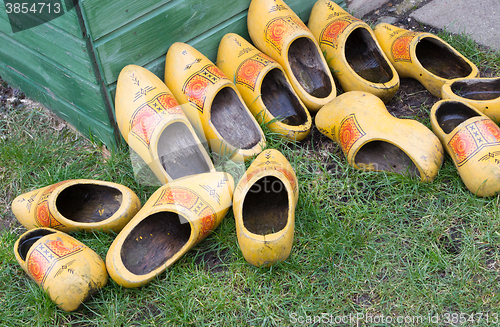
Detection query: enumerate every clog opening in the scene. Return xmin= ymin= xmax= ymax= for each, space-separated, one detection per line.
xmin=345 ymin=27 xmax=393 ymax=83
xmin=121 ymin=212 xmax=191 ymax=275
xmin=416 ymin=38 xmax=473 ymax=79
xmin=157 ymin=122 xmax=212 ymax=179
xmin=288 ymin=37 xmax=332 ymax=98
xmin=435 ymin=102 xmax=480 ymax=134
xmin=243 ymin=176 xmax=289 ymax=235
xmin=211 ymin=86 xmax=261 ymax=149
xmin=354 ymin=141 xmax=419 ymax=177
xmin=56 ymin=184 xmax=122 ymax=223
xmin=261 ymin=68 xmax=308 ymax=126
xmin=18 ymin=229 xmax=55 ymax=260
xmin=451 ymin=79 xmax=500 ymax=101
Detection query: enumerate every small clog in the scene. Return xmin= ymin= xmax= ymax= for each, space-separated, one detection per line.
xmin=430 ymin=99 xmax=500 ymax=197
xmin=308 ymin=0 xmax=399 ymax=102
xmin=164 ymin=42 xmax=265 ymax=162
xmin=14 ymin=227 xmax=108 ymax=311
xmin=373 ymin=23 xmax=479 ymax=98
xmin=115 ymin=65 xmax=215 ymax=184
xmin=441 ymin=77 xmax=500 ymax=122
xmin=11 ymin=179 xmax=141 ymax=233
xmin=106 ymin=172 xmax=234 ymax=287
xmin=316 ymin=91 xmax=444 ymax=181
xmin=247 ymin=0 xmax=337 ymax=111
xmin=233 ymin=149 xmax=298 ymax=267
xmin=217 ymin=33 xmax=312 ymax=141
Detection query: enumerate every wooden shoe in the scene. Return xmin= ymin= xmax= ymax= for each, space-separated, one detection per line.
xmin=115 ymin=65 xmax=215 ymax=184
xmin=11 ymin=179 xmax=141 ymax=233
xmin=308 ymin=0 xmax=399 ymax=102
xmin=164 ymin=43 xmax=265 ymax=162
xmin=316 ymin=91 xmax=444 ymax=181
xmin=14 ymin=227 xmax=107 ymax=311
xmin=441 ymin=77 xmax=500 ymax=122
xmin=373 ymin=23 xmax=479 ymax=98
xmin=217 ymin=33 xmax=312 ymax=141
xmin=233 ymin=149 xmax=298 ymax=267
xmin=106 ymin=172 xmax=234 ymax=287
xmin=430 ymin=99 xmax=500 ymax=197
xmin=247 ymin=0 xmax=336 ymax=112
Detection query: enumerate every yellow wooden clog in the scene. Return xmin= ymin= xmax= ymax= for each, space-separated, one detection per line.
xmin=233 ymin=149 xmax=297 ymax=267
xmin=316 ymin=91 xmax=444 ymax=181
xmin=115 ymin=65 xmax=215 ymax=184
xmin=430 ymin=99 xmax=500 ymax=197
xmin=14 ymin=227 xmax=107 ymax=312
xmin=11 ymin=179 xmax=141 ymax=233
xmin=373 ymin=23 xmax=479 ymax=98
xmin=164 ymin=42 xmax=265 ymax=162
xmin=308 ymin=0 xmax=399 ymax=102
xmin=106 ymin=172 xmax=234 ymax=287
xmin=217 ymin=33 xmax=312 ymax=141
xmin=247 ymin=0 xmax=336 ymax=112
xmin=441 ymin=77 xmax=500 ymax=122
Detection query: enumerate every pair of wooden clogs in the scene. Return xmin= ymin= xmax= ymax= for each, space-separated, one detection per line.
xmin=11 ymin=150 xmax=298 ymax=310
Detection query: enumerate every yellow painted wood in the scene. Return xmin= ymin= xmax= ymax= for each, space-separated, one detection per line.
xmin=233 ymin=149 xmax=298 ymax=267
xmin=14 ymin=228 xmax=108 ymax=312
xmin=106 ymin=172 xmax=234 ymax=288
xmin=11 ymin=179 xmax=141 ymax=233
xmin=316 ymin=91 xmax=444 ymax=182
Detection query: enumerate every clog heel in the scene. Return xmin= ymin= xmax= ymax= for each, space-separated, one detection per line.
xmin=247 ymin=0 xmax=336 ymax=111
xmin=441 ymin=77 xmax=500 ymax=122
xmin=233 ymin=149 xmax=298 ymax=267
xmin=115 ymin=65 xmax=215 ymax=184
xmin=164 ymin=42 xmax=265 ymax=162
xmin=217 ymin=33 xmax=312 ymax=141
xmin=430 ymin=99 xmax=500 ymax=197
xmin=316 ymin=91 xmax=444 ymax=181
xmin=308 ymin=0 xmax=399 ymax=102
xmin=11 ymin=179 xmax=141 ymax=233
xmin=14 ymin=227 xmax=107 ymax=311
xmin=106 ymin=172 xmax=234 ymax=287
xmin=373 ymin=23 xmax=479 ymax=97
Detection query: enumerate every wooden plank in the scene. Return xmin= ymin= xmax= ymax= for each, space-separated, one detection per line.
xmin=80 ymin=0 xmax=172 ymax=40
xmin=0 ymin=16 xmax=94 ymax=81
xmin=94 ymin=0 xmax=345 ymax=86
xmin=0 ymin=31 xmax=109 ymax=124
xmin=0 ymin=62 xmax=116 ymax=147
xmin=0 ymin=2 xmax=82 ymax=37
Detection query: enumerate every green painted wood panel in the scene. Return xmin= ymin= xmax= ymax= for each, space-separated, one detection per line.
xmin=94 ymin=0 xmax=345 ymax=86
xmin=0 ymin=31 xmax=109 ymax=125
xmin=0 ymin=61 xmax=116 ymax=147
xmin=0 ymin=17 xmax=94 ymax=81
xmin=80 ymin=0 xmax=172 ymax=40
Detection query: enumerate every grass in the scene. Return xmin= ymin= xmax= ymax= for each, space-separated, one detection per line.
xmin=1 ymin=31 xmax=500 ymax=326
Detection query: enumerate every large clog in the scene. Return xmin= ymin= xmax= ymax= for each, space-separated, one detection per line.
xmin=316 ymin=91 xmax=444 ymax=181
xmin=14 ymin=227 xmax=108 ymax=311
xmin=247 ymin=0 xmax=336 ymax=111
xmin=430 ymin=99 xmax=500 ymax=197
xmin=115 ymin=65 xmax=215 ymax=184
xmin=308 ymin=0 xmax=399 ymax=102
xmin=441 ymin=77 xmax=500 ymax=122
xmin=11 ymin=179 xmax=141 ymax=233
xmin=217 ymin=33 xmax=312 ymax=141
xmin=164 ymin=42 xmax=265 ymax=162
xmin=106 ymin=172 xmax=234 ymax=288
xmin=233 ymin=149 xmax=298 ymax=267
xmin=373 ymin=23 xmax=479 ymax=98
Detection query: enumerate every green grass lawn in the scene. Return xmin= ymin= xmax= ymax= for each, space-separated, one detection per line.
xmin=1 ymin=32 xmax=500 ymax=326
